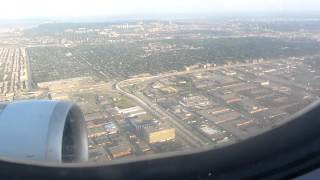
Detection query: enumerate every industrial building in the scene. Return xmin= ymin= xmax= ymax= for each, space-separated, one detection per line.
xmin=104 ymin=122 xmax=119 ymax=135
xmin=109 ymin=144 xmax=132 ymax=159
xmin=127 ymin=117 xmax=158 ymax=132
xmin=179 ymin=95 xmax=211 ymax=109
xmin=116 ymin=106 xmax=147 ymax=117
xmin=144 ymin=127 xmax=176 ymax=144
xmin=87 ymin=125 xmax=107 ymax=138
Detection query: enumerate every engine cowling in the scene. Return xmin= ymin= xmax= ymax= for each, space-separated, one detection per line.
xmin=0 ymin=100 xmax=88 ymax=163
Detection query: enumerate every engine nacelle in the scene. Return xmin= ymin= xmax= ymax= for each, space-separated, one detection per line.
xmin=0 ymin=100 xmax=88 ymax=163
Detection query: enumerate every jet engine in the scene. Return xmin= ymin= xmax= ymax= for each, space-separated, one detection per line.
xmin=0 ymin=100 xmax=88 ymax=163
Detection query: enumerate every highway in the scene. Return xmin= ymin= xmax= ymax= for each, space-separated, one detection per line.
xmin=115 ymin=61 xmax=272 ymax=148
xmin=115 ymin=82 xmax=207 ymax=147
xmin=118 ymin=61 xmax=271 ymax=87
xmin=71 ymin=49 xmax=210 ymax=147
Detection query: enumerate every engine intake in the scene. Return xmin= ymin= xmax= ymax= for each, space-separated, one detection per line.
xmin=0 ymin=100 xmax=88 ymax=163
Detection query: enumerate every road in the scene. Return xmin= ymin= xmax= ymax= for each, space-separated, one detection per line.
xmin=115 ymin=61 xmax=272 ymax=148
xmin=24 ymin=48 xmax=32 ymax=89
xmin=118 ymin=61 xmax=271 ymax=87
xmin=115 ymin=82 xmax=207 ymax=147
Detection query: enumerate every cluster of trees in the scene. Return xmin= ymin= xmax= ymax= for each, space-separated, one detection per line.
xmin=28 ymin=37 xmax=320 ymax=82
xmin=27 ymin=47 xmax=95 ymax=83
xmin=73 ymin=37 xmax=320 ymax=77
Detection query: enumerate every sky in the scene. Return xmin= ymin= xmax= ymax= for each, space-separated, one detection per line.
xmin=0 ymin=0 xmax=319 ymax=19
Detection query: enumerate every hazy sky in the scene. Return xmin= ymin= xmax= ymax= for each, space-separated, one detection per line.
xmin=0 ymin=0 xmax=319 ymax=19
